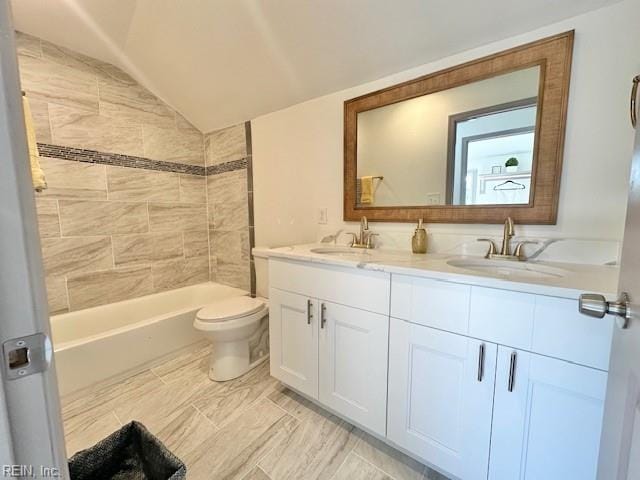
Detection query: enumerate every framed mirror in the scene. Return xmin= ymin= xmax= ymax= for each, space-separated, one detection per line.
xmin=344 ymin=31 xmax=574 ymax=223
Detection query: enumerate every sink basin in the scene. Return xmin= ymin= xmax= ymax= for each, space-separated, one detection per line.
xmin=447 ymin=258 xmax=567 ymax=280
xmin=310 ymin=247 xmax=371 ymax=257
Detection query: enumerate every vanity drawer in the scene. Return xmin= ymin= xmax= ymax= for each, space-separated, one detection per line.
xmin=391 ymin=275 xmax=471 ymax=335
xmin=269 ymin=259 xmax=390 ymax=314
xmin=470 ymin=288 xmax=614 ymax=370
xmin=469 ymin=287 xmax=535 ymax=350
xmin=532 ymin=296 xmax=614 ymax=370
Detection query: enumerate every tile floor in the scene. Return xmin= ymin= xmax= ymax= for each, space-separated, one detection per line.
xmin=62 ymin=342 xmax=450 ymax=480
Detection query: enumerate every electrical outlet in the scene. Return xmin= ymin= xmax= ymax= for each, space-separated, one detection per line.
xmin=318 ymin=208 xmax=328 ymax=224
xmin=426 ymin=193 xmax=442 ymax=205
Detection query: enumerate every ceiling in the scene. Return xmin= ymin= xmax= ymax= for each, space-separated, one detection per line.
xmin=11 ymin=0 xmax=618 ymax=133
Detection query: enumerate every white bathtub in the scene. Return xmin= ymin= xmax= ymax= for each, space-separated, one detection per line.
xmin=52 ymin=282 xmax=248 ymax=396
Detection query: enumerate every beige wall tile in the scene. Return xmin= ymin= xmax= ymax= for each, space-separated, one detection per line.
xmin=59 ymin=200 xmax=148 ymax=236
xmin=216 ymin=262 xmax=250 ymax=291
xmin=113 ymin=232 xmax=183 ymax=267
xmin=38 ymin=157 xmax=107 ymax=200
xmin=209 ymin=256 xmax=218 ymax=281
xmin=175 ymin=113 xmax=200 ymax=132
xmin=205 ymin=124 xmax=246 ymax=166
xmin=179 ymin=175 xmax=206 ymax=204
xmin=99 ymin=75 xmax=175 ymax=129
xmin=41 ymin=236 xmax=113 ymax=276
xmin=184 ymin=230 xmax=209 ymax=258
xmin=45 ymin=276 xmax=69 ymax=315
xmin=49 ymin=103 xmax=144 ymax=156
xmin=142 ymin=124 xmax=204 ymax=166
xmin=240 ymin=230 xmax=250 ymax=262
xmin=18 ymin=55 xmax=99 ymax=113
xmin=207 ymin=170 xmax=247 ymax=205
xmin=213 ymin=200 xmax=248 ymax=231
xmin=67 ymin=265 xmax=153 ymax=310
xmin=28 ymin=97 xmax=52 ymax=144
xmin=107 ymin=166 xmax=180 ymax=202
xmin=211 ymin=230 xmax=243 ymax=265
xmin=152 ymin=256 xmax=209 ymax=292
xmin=148 ymin=203 xmax=207 ymax=233
xmin=15 ymin=31 xmax=42 ymax=58
xmin=35 ymin=198 xmax=60 ymax=238
xmin=41 ymin=39 xmax=104 ymax=77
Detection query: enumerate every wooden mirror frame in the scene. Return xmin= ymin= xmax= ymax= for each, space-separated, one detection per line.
xmin=344 ymin=31 xmax=574 ymax=224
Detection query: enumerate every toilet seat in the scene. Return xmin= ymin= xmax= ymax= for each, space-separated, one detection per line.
xmin=197 ymin=296 xmax=266 ymax=323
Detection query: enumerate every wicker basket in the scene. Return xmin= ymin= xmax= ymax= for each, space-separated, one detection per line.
xmin=68 ymin=421 xmax=186 ymax=479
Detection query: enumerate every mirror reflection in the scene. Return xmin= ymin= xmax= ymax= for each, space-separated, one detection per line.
xmin=356 ymin=66 xmax=540 ymax=207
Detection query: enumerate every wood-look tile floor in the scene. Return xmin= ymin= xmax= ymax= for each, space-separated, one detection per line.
xmin=62 ymin=342 xmax=450 ymax=480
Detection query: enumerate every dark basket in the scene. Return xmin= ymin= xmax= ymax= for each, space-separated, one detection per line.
xmin=68 ymin=421 xmax=186 ymax=480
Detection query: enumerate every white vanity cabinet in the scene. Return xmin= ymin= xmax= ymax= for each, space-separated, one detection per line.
xmin=387 ymin=319 xmax=497 ymax=480
xmin=390 ymin=274 xmax=613 ymax=480
xmin=269 ymin=288 xmax=319 ymax=398
xmin=489 ymin=347 xmax=607 ymax=480
xmin=266 ymin=257 xmax=614 ymax=480
xmin=268 ymin=259 xmax=390 ymax=435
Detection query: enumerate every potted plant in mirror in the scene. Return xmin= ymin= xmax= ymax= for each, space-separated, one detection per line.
xmin=505 ymin=157 xmax=519 ymax=173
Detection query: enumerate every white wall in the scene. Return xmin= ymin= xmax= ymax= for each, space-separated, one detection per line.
xmin=357 ymin=67 xmax=539 ymax=206
xmin=253 ymin=0 xmax=640 ymax=252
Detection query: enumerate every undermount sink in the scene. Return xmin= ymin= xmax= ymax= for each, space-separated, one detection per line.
xmin=447 ymin=258 xmax=568 ymax=280
xmin=310 ymin=246 xmax=371 ymax=257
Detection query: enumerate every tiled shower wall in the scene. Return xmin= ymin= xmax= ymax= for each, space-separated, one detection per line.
xmin=16 ymin=32 xmax=253 ymax=313
xmin=205 ymin=123 xmax=255 ymax=293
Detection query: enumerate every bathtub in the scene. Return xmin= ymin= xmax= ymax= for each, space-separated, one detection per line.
xmin=52 ymin=282 xmax=248 ymax=397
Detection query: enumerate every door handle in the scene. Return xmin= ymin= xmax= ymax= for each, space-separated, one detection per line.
xmin=307 ymin=299 xmax=313 ymax=325
xmin=632 ymin=75 xmax=639 ymax=128
xmin=320 ymin=303 xmax=327 ymax=329
xmin=579 ymin=292 xmax=631 ymax=329
xmin=507 ymin=351 xmax=517 ymax=392
xmin=477 ymin=343 xmax=485 ymax=382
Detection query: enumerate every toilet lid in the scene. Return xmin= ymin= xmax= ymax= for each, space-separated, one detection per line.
xmin=197 ymin=296 xmax=266 ymax=322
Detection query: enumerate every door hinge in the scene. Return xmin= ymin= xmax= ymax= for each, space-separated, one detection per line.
xmin=2 ymin=333 xmax=50 ymax=380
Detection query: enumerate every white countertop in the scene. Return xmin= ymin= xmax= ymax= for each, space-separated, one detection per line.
xmin=253 ymin=244 xmax=620 ymax=300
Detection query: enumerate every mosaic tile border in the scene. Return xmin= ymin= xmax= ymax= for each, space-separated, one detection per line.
xmin=205 ymin=158 xmax=248 ymax=176
xmin=37 ymin=143 xmax=248 ymax=177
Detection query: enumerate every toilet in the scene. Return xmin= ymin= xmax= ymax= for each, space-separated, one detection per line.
xmin=194 ymin=296 xmax=269 ymax=381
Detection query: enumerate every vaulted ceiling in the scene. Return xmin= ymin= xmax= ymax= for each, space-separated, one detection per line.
xmin=10 ymin=0 xmax=619 ymax=133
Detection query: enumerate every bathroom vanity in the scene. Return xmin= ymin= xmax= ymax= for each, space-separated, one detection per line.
xmin=256 ymin=245 xmax=618 ymax=480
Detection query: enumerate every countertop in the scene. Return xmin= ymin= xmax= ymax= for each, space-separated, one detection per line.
xmin=253 ymin=244 xmax=620 ymax=300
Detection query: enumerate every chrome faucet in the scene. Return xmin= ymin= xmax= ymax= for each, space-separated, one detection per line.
xmin=347 ymin=216 xmax=378 ymax=249
xmin=477 ymin=217 xmax=537 ymax=261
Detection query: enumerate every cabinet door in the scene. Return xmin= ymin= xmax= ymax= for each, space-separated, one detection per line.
xmin=387 ymin=319 xmax=497 ymax=480
xmin=318 ymin=301 xmax=389 ymax=436
xmin=489 ymin=347 xmax=608 ymax=480
xmin=269 ymin=288 xmax=318 ymax=399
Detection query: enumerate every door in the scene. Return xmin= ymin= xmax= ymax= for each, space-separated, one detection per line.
xmin=387 ymin=319 xmax=497 ymax=480
xmin=269 ymin=288 xmax=319 ymax=398
xmin=0 ymin=10 xmax=68 ymax=477
xmin=489 ymin=347 xmax=608 ymax=480
xmin=318 ymin=300 xmax=388 ymax=435
xmin=592 ymin=75 xmax=640 ymax=480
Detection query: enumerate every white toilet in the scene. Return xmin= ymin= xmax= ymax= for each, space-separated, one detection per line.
xmin=193 ymin=296 xmax=269 ymax=381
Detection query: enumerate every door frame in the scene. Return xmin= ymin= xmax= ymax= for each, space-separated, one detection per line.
xmin=0 ymin=4 xmax=68 ymax=475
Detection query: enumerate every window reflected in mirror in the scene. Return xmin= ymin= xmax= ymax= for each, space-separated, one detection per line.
xmin=355 ymin=66 xmax=540 ymax=207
